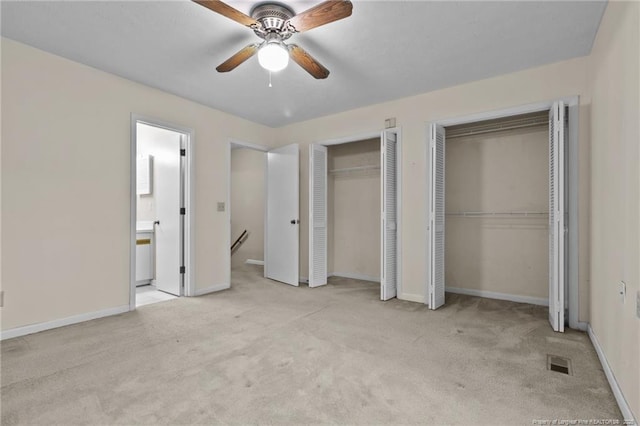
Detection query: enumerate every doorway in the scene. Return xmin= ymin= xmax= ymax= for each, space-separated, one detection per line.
xmin=130 ymin=116 xmax=194 ymax=310
xmin=227 ymin=141 xmax=300 ymax=288
xmin=426 ymin=98 xmax=579 ymax=332
xmin=308 ymin=128 xmax=402 ymax=301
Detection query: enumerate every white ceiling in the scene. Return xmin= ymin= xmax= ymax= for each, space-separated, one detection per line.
xmin=1 ymin=0 xmax=606 ymax=127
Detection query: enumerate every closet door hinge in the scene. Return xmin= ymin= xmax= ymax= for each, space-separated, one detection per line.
xmin=180 ymin=266 xmax=186 ymax=274
xmin=180 ymin=207 xmax=186 ymax=215
xmin=180 ymin=148 xmax=186 ymax=157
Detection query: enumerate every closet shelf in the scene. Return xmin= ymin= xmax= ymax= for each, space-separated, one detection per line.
xmin=328 ymin=165 xmax=380 ymax=174
xmin=446 ymin=211 xmax=549 ymax=217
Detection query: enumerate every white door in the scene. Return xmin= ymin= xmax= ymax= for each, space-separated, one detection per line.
xmin=549 ymin=101 xmax=566 ymax=332
xmin=428 ymin=124 xmax=446 ymax=309
xmin=309 ymin=144 xmax=328 ymax=287
xmin=381 ymin=130 xmax=398 ymax=300
xmin=138 ymin=123 xmax=183 ymax=296
xmin=266 ymin=144 xmax=300 ymax=286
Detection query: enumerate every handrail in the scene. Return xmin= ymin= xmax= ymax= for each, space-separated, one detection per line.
xmin=231 ymin=230 xmax=248 ymax=253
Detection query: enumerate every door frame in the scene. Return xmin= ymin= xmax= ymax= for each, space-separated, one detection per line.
xmin=425 ymin=96 xmax=581 ymax=330
xmin=129 ymin=114 xmax=195 ymax=310
xmin=226 ymin=139 xmax=269 ymax=287
xmin=310 ymin=129 xmax=403 ymax=299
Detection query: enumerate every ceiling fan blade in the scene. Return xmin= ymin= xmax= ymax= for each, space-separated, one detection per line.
xmin=192 ymin=0 xmax=258 ymax=27
xmin=286 ymin=0 xmax=352 ymax=33
xmin=216 ymin=44 xmax=260 ymax=72
xmin=288 ymin=44 xmax=330 ymax=79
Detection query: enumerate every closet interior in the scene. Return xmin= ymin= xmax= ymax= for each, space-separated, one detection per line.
xmin=327 ymin=138 xmax=381 ymax=283
xmin=444 ymin=111 xmax=551 ymax=305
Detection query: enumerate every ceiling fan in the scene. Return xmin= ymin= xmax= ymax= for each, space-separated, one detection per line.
xmin=193 ymin=0 xmax=353 ymax=79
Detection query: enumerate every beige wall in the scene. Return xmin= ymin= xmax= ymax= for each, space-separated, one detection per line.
xmin=276 ymin=55 xmax=591 ymax=313
xmin=230 ymin=148 xmax=265 ymax=267
xmin=1 ymin=38 xmax=276 ymax=330
xmin=587 ymin=1 xmax=639 ymax=418
xmin=445 ymin=126 xmax=549 ymax=299
xmin=328 ymin=139 xmax=380 ymax=279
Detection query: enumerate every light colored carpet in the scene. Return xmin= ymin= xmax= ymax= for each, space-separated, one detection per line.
xmin=1 ymin=264 xmax=621 ymax=425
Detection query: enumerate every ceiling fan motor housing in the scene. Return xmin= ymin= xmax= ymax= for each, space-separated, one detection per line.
xmin=251 ymin=3 xmax=295 ymax=37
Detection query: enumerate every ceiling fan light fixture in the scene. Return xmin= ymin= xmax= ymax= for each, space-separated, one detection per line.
xmin=258 ymin=42 xmax=289 ymax=72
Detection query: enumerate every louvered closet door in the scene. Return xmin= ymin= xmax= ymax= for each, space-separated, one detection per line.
xmin=548 ymin=102 xmax=566 ymax=332
xmin=429 ymin=124 xmax=446 ymax=309
xmin=381 ymin=130 xmax=398 ymax=301
xmin=309 ymin=144 xmax=328 ymax=287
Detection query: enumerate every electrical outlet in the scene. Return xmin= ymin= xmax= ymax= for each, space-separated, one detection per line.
xmin=217 ymin=202 xmax=225 ymax=212
xmin=619 ymin=281 xmax=626 ymax=303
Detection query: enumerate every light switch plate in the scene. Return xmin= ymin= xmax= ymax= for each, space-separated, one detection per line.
xmin=385 ymin=117 xmax=396 ymax=129
xmin=619 ymin=281 xmax=626 ymax=303
xmin=217 ymin=202 xmax=225 ymax=212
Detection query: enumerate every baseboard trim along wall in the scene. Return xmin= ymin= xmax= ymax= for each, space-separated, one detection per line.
xmin=194 ymin=283 xmax=230 ymax=296
xmin=329 ymin=272 xmax=380 ymax=283
xmin=588 ymin=324 xmax=637 ymax=425
xmin=244 ymin=259 xmax=264 ymax=266
xmin=446 ymin=286 xmax=549 ymax=306
xmin=0 ymin=305 xmax=130 ymax=341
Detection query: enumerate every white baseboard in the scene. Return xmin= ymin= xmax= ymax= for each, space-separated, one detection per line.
xmin=329 ymin=272 xmax=380 ymax=283
xmin=0 ymin=305 xmax=130 ymax=341
xmin=576 ymin=321 xmax=589 ymax=332
xmin=446 ymin=286 xmax=548 ymax=306
xmin=588 ymin=324 xmax=637 ymax=425
xmin=194 ymin=283 xmax=230 ymax=296
xmin=244 ymin=259 xmax=264 ymax=266
xmin=398 ymin=293 xmax=426 ymax=304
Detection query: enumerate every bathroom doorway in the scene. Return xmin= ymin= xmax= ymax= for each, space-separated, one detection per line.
xmin=130 ymin=116 xmax=194 ymax=309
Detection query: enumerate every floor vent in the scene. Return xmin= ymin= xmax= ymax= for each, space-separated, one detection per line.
xmin=547 ymin=354 xmax=572 ymax=375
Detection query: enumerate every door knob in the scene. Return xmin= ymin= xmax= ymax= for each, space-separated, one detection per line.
xmin=290 ymin=219 xmax=299 ymax=225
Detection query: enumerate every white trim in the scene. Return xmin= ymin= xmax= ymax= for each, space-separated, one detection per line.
xmin=398 ymin=293 xmax=426 ymax=304
xmin=446 ymin=286 xmax=549 ymax=306
xmin=245 ymin=259 xmax=264 ymax=266
xmin=1 ymin=305 xmax=130 ymax=341
xmin=315 ymin=131 xmax=380 ymax=147
xmin=329 ymin=272 xmax=380 ymax=283
xmin=566 ymin=97 xmax=580 ymax=329
xmin=227 ymin=139 xmax=270 ymax=288
xmin=432 ymin=96 xmax=579 ymax=127
xmin=425 ymin=96 xmax=580 ymax=328
xmin=130 ymin=114 xmax=195 ymax=309
xmin=194 ymin=283 xmax=230 ymax=296
xmin=588 ymin=324 xmax=638 ymax=425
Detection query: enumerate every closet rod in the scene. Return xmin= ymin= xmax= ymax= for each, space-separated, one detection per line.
xmin=328 ymin=165 xmax=380 ymax=173
xmin=446 ymin=211 xmax=548 ymax=217
xmin=447 ymin=120 xmax=548 ymax=139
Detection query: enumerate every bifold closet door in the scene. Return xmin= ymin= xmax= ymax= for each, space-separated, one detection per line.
xmin=548 ymin=101 xmax=566 ymax=332
xmin=266 ymin=144 xmax=300 ymax=286
xmin=428 ymin=124 xmax=446 ymax=309
xmin=309 ymin=144 xmax=328 ymax=287
xmin=381 ymin=130 xmax=398 ymax=301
